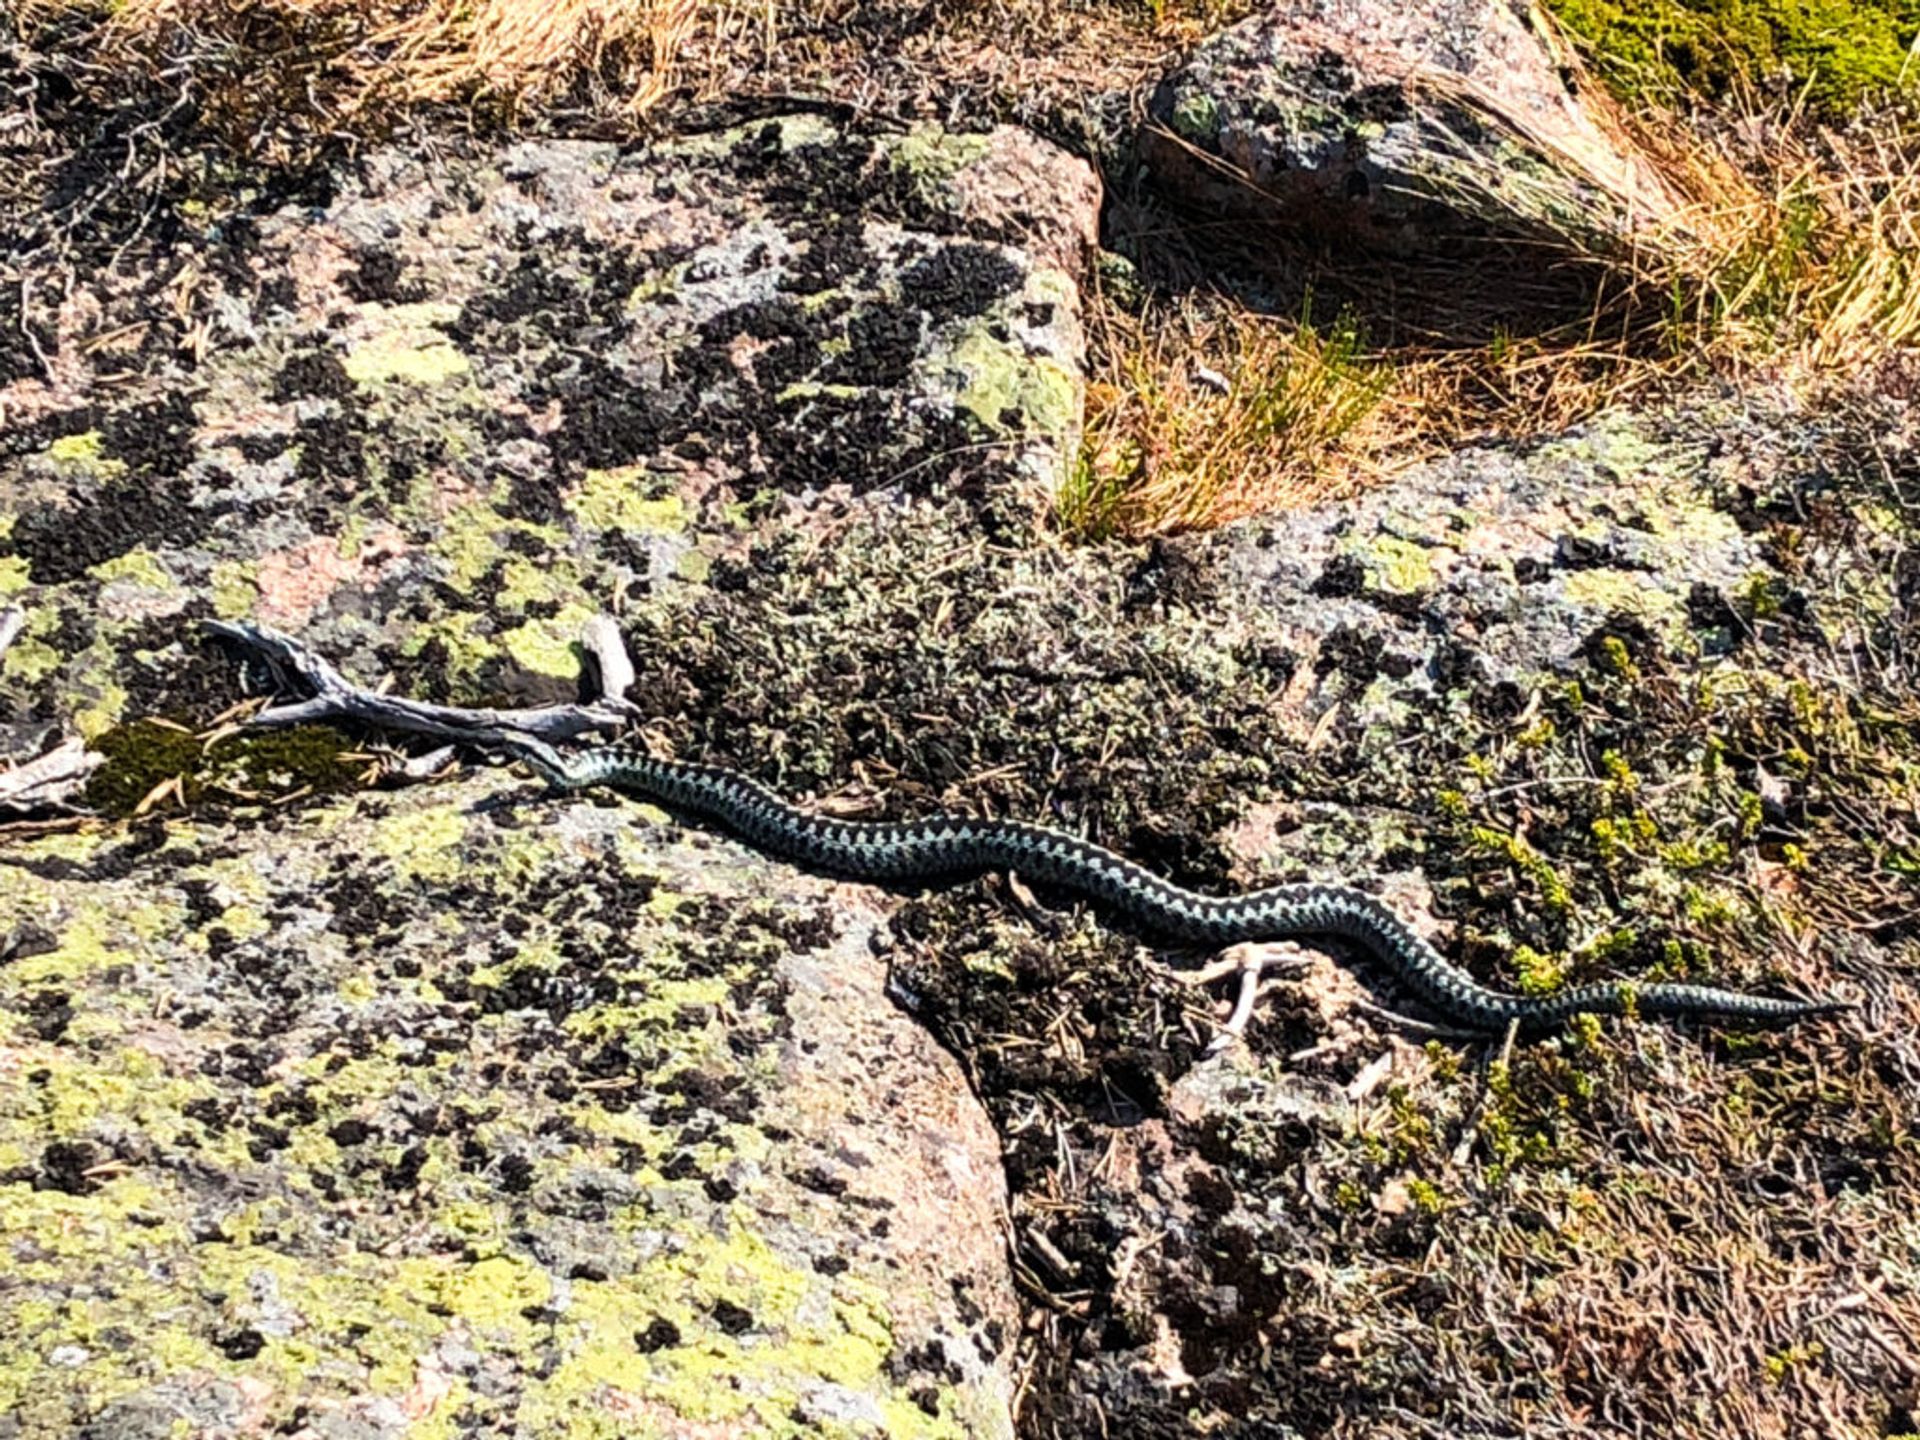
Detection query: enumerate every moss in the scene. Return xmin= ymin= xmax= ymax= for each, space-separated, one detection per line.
xmin=83 ymin=721 xmax=360 ymax=816
xmin=1544 ymin=0 xmax=1920 ymax=116
xmin=83 ymin=720 xmax=204 ymax=813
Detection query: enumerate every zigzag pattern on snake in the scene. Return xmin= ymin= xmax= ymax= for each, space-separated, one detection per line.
xmin=508 ymin=736 xmax=1844 ymax=1037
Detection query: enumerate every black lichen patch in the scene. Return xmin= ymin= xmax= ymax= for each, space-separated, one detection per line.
xmin=901 ymin=242 xmax=1024 ymax=320
xmin=100 ymin=393 xmax=200 ymax=480
xmin=343 ymin=247 xmax=426 ymax=305
xmin=9 ymin=477 xmax=202 ymax=586
xmin=271 ymin=347 xmax=356 ymax=405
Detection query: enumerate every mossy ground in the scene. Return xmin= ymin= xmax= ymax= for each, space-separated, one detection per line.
xmin=1544 ymin=0 xmax=1920 ymax=115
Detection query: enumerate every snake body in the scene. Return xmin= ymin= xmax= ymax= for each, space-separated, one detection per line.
xmin=512 ymin=737 xmax=1843 ymax=1037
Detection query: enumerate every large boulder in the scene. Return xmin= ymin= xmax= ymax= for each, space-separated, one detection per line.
xmin=1141 ymin=0 xmax=1681 ymax=249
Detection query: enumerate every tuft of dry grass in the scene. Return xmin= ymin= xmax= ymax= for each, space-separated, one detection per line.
xmin=1062 ymin=293 xmax=1413 ymax=537
xmin=15 ymin=0 xmax=698 ymax=158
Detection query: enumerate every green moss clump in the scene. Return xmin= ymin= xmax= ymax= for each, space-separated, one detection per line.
xmin=84 ymin=721 xmax=360 ymax=817
xmin=83 ymin=721 xmax=206 ymax=814
xmin=1545 ymin=0 xmax=1920 ymax=116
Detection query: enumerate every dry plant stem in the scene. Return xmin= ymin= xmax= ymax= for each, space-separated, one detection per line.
xmin=206 ymin=619 xmax=638 ymax=746
xmin=1161 ymin=942 xmax=1310 ymax=1054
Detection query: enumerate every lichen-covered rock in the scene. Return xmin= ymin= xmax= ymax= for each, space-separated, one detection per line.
xmin=0 ymin=119 xmax=1098 ymax=750
xmin=1141 ymin=0 xmax=1679 ymax=249
xmin=0 ymin=115 xmax=1105 ymax=1439
xmin=0 ymin=776 xmax=1016 ymax=1437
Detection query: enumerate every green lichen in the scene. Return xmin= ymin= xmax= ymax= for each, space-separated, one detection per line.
xmin=342 ymin=302 xmax=471 ymax=386
xmin=45 ymin=431 xmax=128 ymax=479
xmin=1562 ymin=568 xmax=1687 ymax=632
xmin=369 ymin=806 xmax=468 ymax=883
xmin=502 ymin=601 xmax=602 ymax=679
xmin=2 ymin=636 xmax=61 ymax=684
xmin=568 ymin=466 xmax=689 ymax=535
xmin=86 ymin=549 xmax=175 ymax=591
xmin=1357 ymin=534 xmax=1435 ymax=594
xmin=886 ymin=127 xmax=993 ymax=188
xmin=207 ymin=559 xmax=257 ymax=620
xmin=943 ymin=330 xmax=1079 ymax=444
xmin=1169 ymin=89 xmax=1222 ymax=144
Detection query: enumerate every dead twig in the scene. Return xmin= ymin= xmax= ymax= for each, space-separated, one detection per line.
xmin=206 ymin=618 xmax=639 ymax=748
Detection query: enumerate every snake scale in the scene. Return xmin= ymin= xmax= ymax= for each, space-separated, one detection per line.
xmin=508 ymin=736 xmax=1844 ymax=1037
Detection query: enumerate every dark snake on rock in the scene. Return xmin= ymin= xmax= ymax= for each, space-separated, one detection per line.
xmin=508 ymin=735 xmax=1845 ymax=1037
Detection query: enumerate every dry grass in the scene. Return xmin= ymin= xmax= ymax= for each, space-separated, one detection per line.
xmin=1062 ymin=295 xmax=1412 ymax=538
xmin=15 ymin=0 xmax=698 ymax=154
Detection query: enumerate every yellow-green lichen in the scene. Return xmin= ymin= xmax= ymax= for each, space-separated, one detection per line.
xmin=86 ymin=549 xmax=176 ymax=591
xmin=342 ymin=303 xmax=471 ymax=387
xmin=45 ymin=431 xmax=129 ymax=480
xmin=0 ymin=553 xmax=30 ymax=596
xmin=518 ymin=1222 xmax=964 ymax=1440
xmin=502 ymin=602 xmax=602 ymax=679
xmin=1358 ymin=534 xmax=1436 ymax=594
xmin=2 ymin=635 xmax=62 ymax=684
xmin=369 ymin=806 xmax=469 ymax=884
xmin=1562 ymin=569 xmax=1686 ymax=632
xmin=207 ymin=559 xmax=257 ymax=620
xmin=942 ymin=330 xmax=1078 ymax=442
xmin=886 ymin=127 xmax=992 ymax=189
xmin=568 ymin=466 xmax=689 ymax=535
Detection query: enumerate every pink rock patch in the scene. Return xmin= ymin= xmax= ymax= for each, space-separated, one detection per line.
xmin=254 ymin=528 xmax=410 ymax=630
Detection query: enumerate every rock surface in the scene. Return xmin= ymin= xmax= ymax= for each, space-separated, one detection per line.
xmin=1 ymin=778 xmax=1016 ymax=1437
xmin=1142 ymin=0 xmax=1680 ymax=249
xmin=3 ymin=98 xmax=1917 ymax=1440
xmin=0 ymin=117 xmax=1101 ymax=1438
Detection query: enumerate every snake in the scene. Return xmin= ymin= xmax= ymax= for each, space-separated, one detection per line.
xmin=505 ymin=735 xmax=1845 ymax=1037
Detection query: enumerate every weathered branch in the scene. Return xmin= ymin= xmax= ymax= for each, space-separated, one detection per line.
xmin=205 ymin=618 xmax=639 ymax=749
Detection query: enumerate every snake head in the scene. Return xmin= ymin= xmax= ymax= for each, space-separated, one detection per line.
xmin=496 ymin=731 xmax=574 ymax=788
